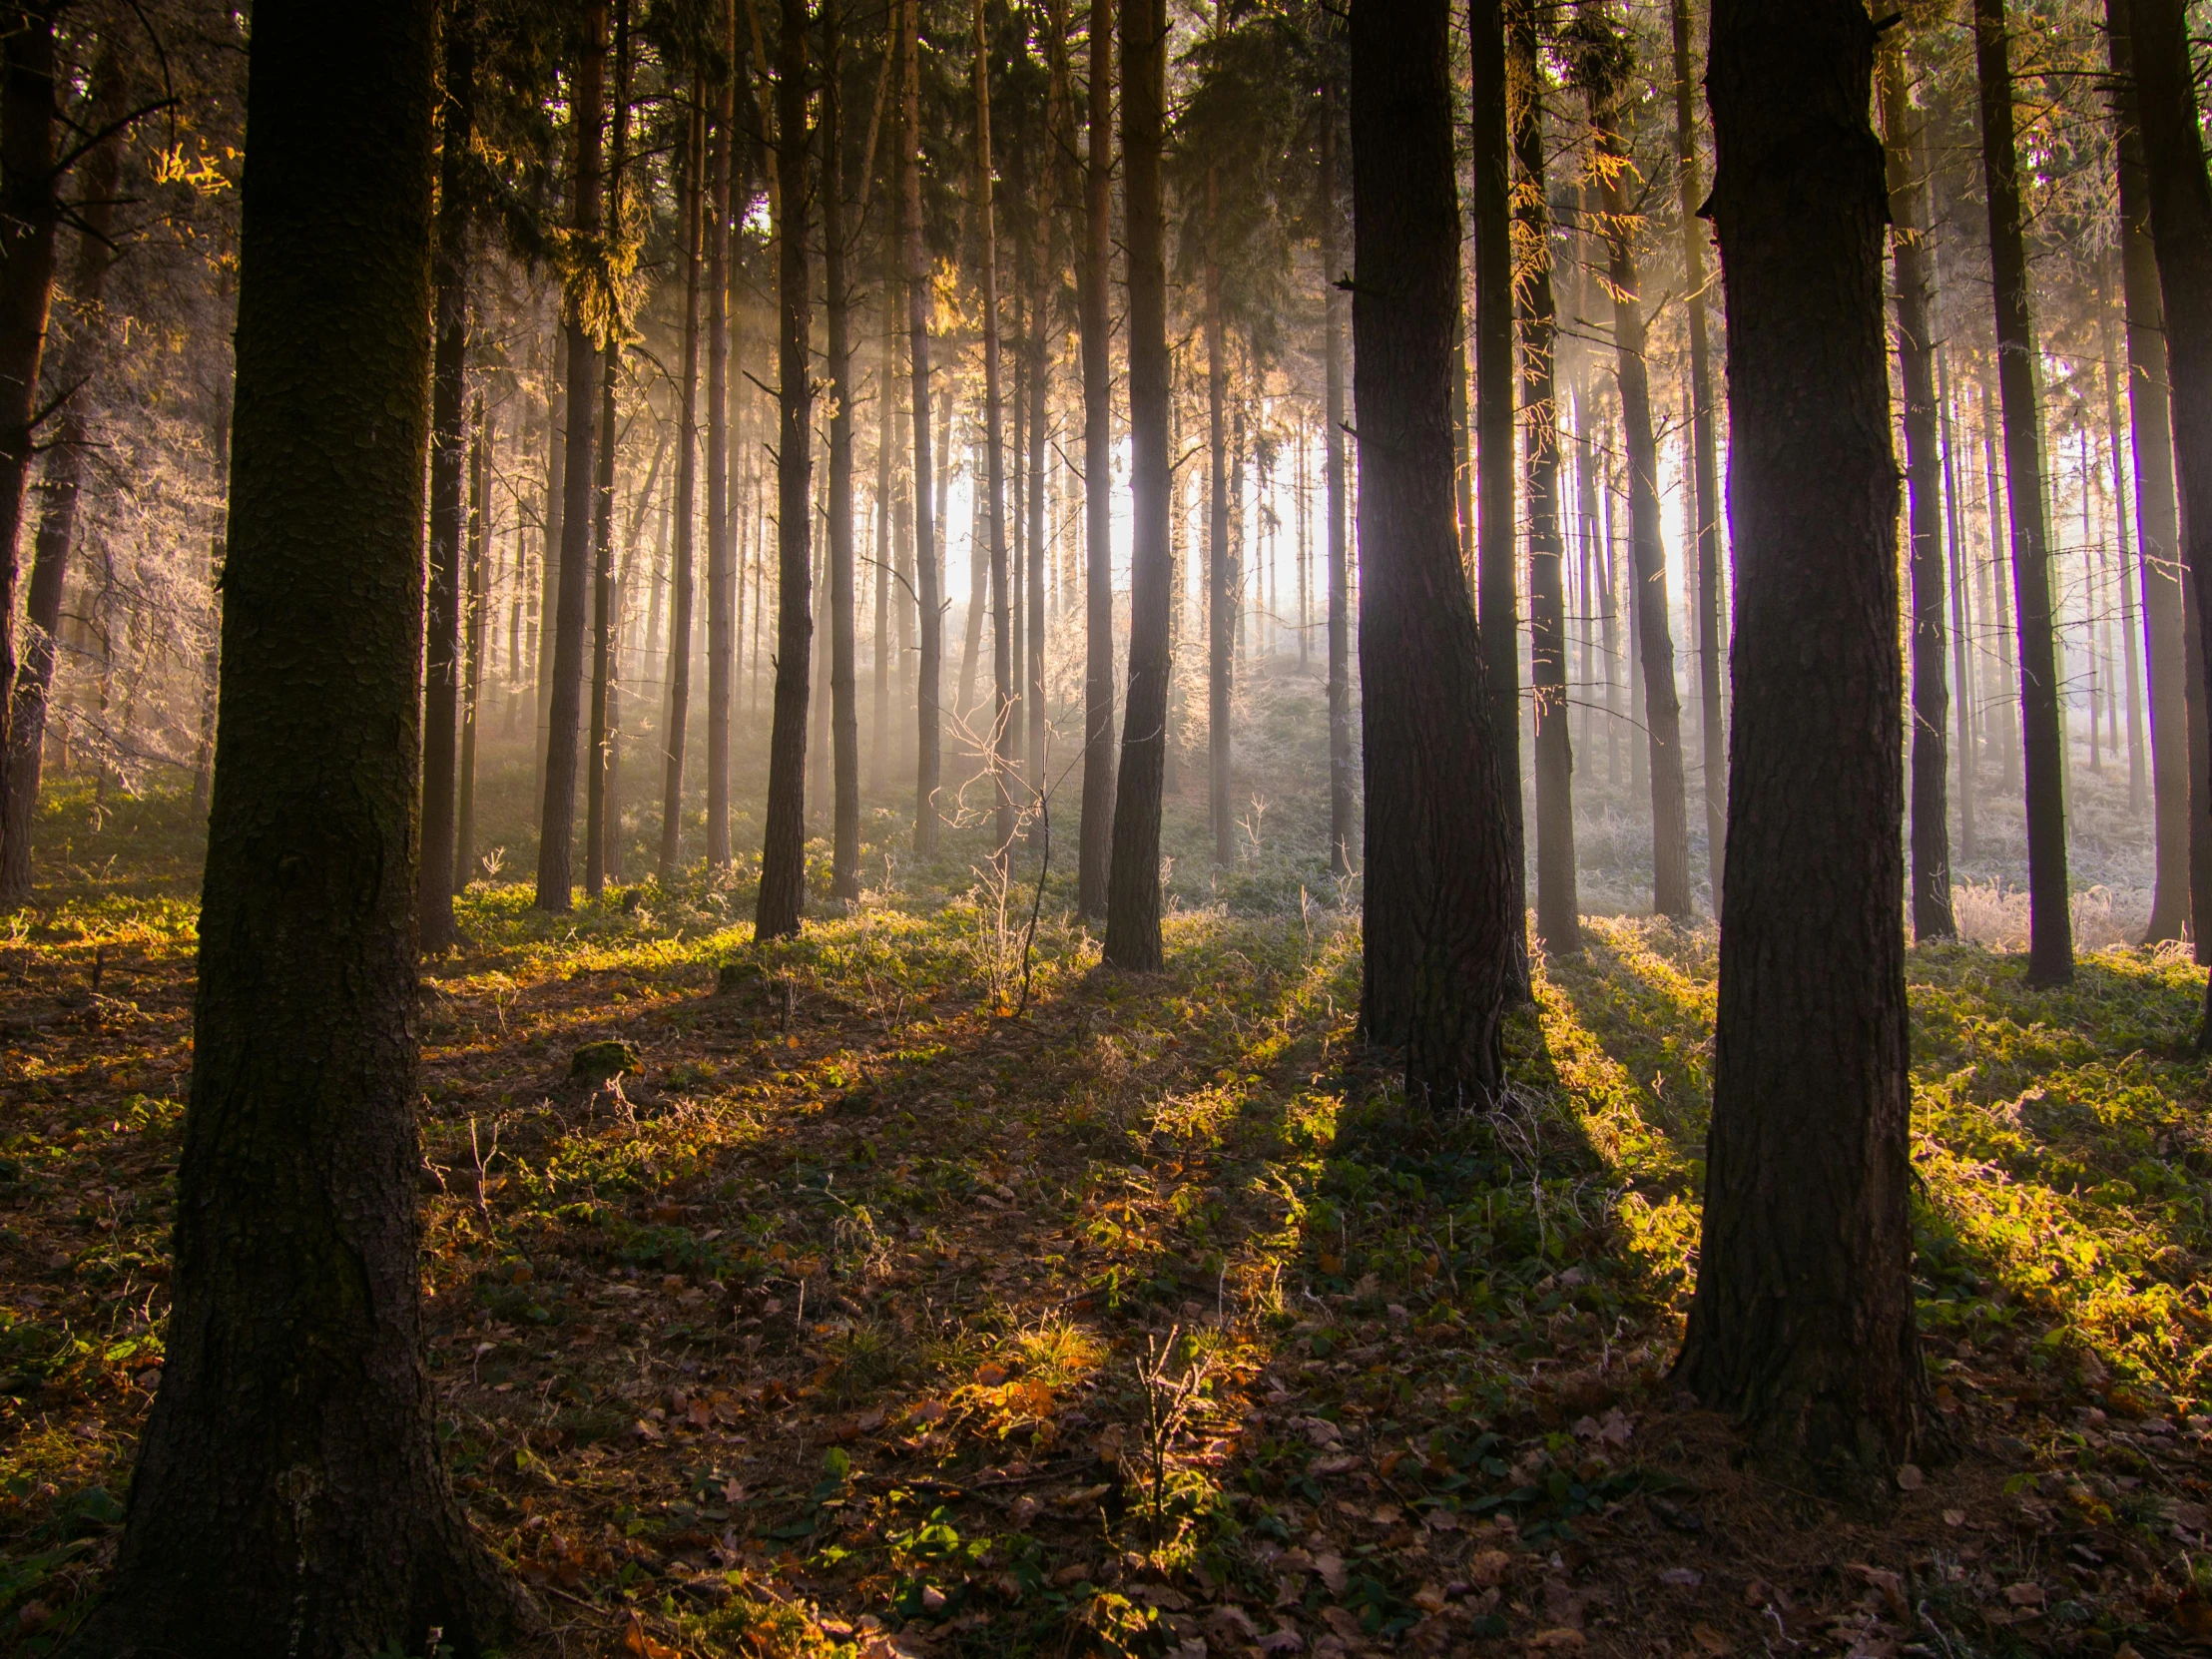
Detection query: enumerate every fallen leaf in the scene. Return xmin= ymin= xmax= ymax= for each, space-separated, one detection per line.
xmin=1258 ymin=1632 xmax=1306 ymax=1655
xmin=1895 ymin=1463 xmax=1925 ymax=1491
xmin=976 ymin=1363 xmax=1009 ymax=1386
xmin=1314 ymin=1553 xmax=1349 ymax=1596
xmin=1468 ymin=1549 xmax=1513 ymax=1588
xmin=2002 ymin=1583 xmax=2044 ymax=1610
xmin=1691 ymin=1624 xmax=1732 ymax=1657
xmin=1208 ymin=1605 xmax=1261 ymax=1643
xmin=1659 ymin=1568 xmax=1703 ymax=1589
xmin=1941 ymin=1509 xmax=1965 ymax=1528
xmin=1413 ymin=1584 xmax=1447 ymax=1612
xmin=1321 ymin=1607 xmax=1364 ymax=1642
xmin=1526 ymin=1630 xmax=1585 ymax=1651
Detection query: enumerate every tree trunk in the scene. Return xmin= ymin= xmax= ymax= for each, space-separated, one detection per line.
xmin=0 ymin=35 xmax=125 ymax=905
xmin=587 ymin=0 xmax=631 ymax=899
xmin=658 ymin=85 xmax=706 ymax=878
xmin=826 ymin=0 xmax=859 ymax=899
xmin=1352 ymin=0 xmax=1515 ymax=1101
xmin=535 ymin=2 xmax=607 ymax=911
xmin=871 ymin=245 xmax=896 ymax=799
xmin=1939 ymin=343 xmax=1978 ymax=860
xmin=974 ymin=0 xmax=1013 ymax=863
xmin=457 ymin=395 xmax=488 ymax=891
xmin=1025 ymin=116 xmax=1052 ymax=802
xmin=64 ymin=5 xmax=532 ymax=1647
xmin=705 ymin=2 xmax=737 ymax=868
xmin=1076 ymin=0 xmax=1116 ymax=915
xmin=1674 ymin=0 xmax=1923 ymax=1502
xmin=904 ymin=0 xmax=942 ymax=853
xmin=757 ymin=0 xmax=814 ymax=939
xmin=1973 ymin=0 xmax=2071 ymax=984
xmin=1205 ymin=173 xmax=1232 ymax=868
xmin=1322 ymin=67 xmax=1356 ymax=879
xmin=1103 ymin=0 xmax=1170 ymax=968
xmin=2129 ymin=0 xmax=2212 ymax=1036
xmin=1879 ymin=38 xmax=1954 ymax=940
xmin=1470 ymin=0 xmax=1515 ymax=936
xmin=2107 ymin=0 xmax=2191 ymax=944
xmin=536 ymin=326 xmax=565 ymax=799
xmin=1512 ymin=11 xmax=1578 ymax=953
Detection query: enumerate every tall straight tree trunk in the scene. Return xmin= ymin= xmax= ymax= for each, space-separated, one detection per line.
xmin=535 ymin=324 xmax=565 ymax=795
xmin=2130 ymin=0 xmax=2212 ymax=1037
xmin=871 ymin=247 xmax=896 ymax=798
xmin=1322 ymin=68 xmax=1355 ymax=879
xmin=0 ymin=36 xmax=124 ymax=905
xmin=1026 ymin=146 xmax=1051 ymax=799
xmin=705 ymin=2 xmax=737 ymax=868
xmin=1076 ymin=0 xmax=1116 ymax=914
xmin=535 ymin=1 xmax=608 ymax=911
xmin=1587 ymin=43 xmax=1691 ymax=920
xmin=1675 ymin=0 xmax=1923 ymax=1500
xmin=1512 ymin=11 xmax=1578 ymax=953
xmin=1939 ymin=343 xmax=1977 ymax=860
xmin=1353 ymin=0 xmax=1516 ymax=1099
xmin=1103 ymin=0 xmax=1170 ymax=968
xmin=1470 ymin=0 xmax=1517 ymax=934
xmin=1205 ymin=175 xmax=1232 ymax=867
xmin=2107 ymin=0 xmax=2191 ymax=944
xmin=1973 ymin=0 xmax=2070 ymax=983
xmin=826 ymin=0 xmax=859 ymax=899
xmin=458 ymin=396 xmax=488 ymax=890
xmin=63 ymin=4 xmax=532 ymax=1645
xmin=974 ymin=0 xmax=1014 ymax=862
xmin=587 ymin=0 xmax=631 ymax=899
xmin=1671 ymin=0 xmax=1725 ymax=902
xmin=659 ymin=86 xmax=706 ymax=878
xmin=904 ymin=0 xmax=942 ymax=852
xmin=1880 ymin=38 xmax=1954 ymax=940
xmin=757 ymin=0 xmax=814 ymax=939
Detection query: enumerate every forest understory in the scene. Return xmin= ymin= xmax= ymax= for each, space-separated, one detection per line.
xmin=0 ymin=744 xmax=2206 ymax=1659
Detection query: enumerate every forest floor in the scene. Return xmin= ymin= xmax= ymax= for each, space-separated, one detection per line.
xmin=3 ymin=775 xmax=2212 ymax=1659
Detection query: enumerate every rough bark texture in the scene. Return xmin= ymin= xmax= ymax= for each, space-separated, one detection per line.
xmin=1880 ymin=40 xmax=1954 ymax=941
xmin=658 ymin=89 xmax=706 ymax=878
xmin=1076 ymin=0 xmax=1116 ymax=915
xmin=1675 ymin=0 xmax=1922 ymax=1502
xmin=757 ymin=0 xmax=814 ymax=940
xmin=62 ymin=4 xmax=532 ymax=1648
xmin=587 ymin=0 xmax=631 ymax=899
xmin=1973 ymin=0 xmax=2071 ymax=984
xmin=1103 ymin=0 xmax=1170 ymax=969
xmin=826 ymin=0 xmax=859 ymax=900
xmin=1322 ymin=69 xmax=1355 ymax=879
xmin=705 ymin=3 xmax=737 ymax=869
xmin=904 ymin=0 xmax=942 ymax=853
xmin=1352 ymin=0 xmax=1515 ymax=1102
xmin=1470 ymin=0 xmax=1517 ymax=937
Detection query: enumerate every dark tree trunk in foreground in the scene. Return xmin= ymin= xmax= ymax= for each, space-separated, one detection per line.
xmin=2107 ymin=0 xmax=2191 ymax=944
xmin=63 ymin=5 xmax=532 ymax=1650
xmin=905 ymin=0 xmax=942 ymax=853
xmin=0 ymin=38 xmax=125 ymax=906
xmin=0 ymin=2 xmax=63 ymax=848
xmin=1353 ymin=0 xmax=1515 ymax=1101
xmin=757 ymin=0 xmax=814 ymax=939
xmin=826 ymin=0 xmax=859 ymax=900
xmin=1076 ymin=0 xmax=1116 ymax=915
xmin=1513 ymin=12 xmax=1578 ymax=953
xmin=658 ymin=87 xmax=705 ymax=879
xmin=705 ymin=3 xmax=737 ymax=868
xmin=1973 ymin=0 xmax=2071 ymax=984
xmin=536 ymin=3 xmax=607 ymax=910
xmin=1880 ymin=38 xmax=1954 ymax=941
xmin=1675 ymin=0 xmax=1922 ymax=1501
xmin=2130 ymin=0 xmax=2212 ymax=1043
xmin=1470 ymin=0 xmax=1517 ymax=933
xmin=1322 ymin=67 xmax=1355 ymax=878
xmin=1103 ymin=0 xmax=1170 ymax=969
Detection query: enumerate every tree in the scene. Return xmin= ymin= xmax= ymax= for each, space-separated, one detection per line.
xmin=705 ymin=0 xmax=737 ymax=868
xmin=826 ymin=0 xmax=860 ymax=900
xmin=1204 ymin=169 xmax=1232 ymax=866
xmin=1470 ymin=0 xmax=1517 ymax=926
xmin=1972 ymin=0 xmax=2070 ymax=985
xmin=1675 ymin=0 xmax=1923 ymax=1499
xmin=1076 ymin=0 xmax=1116 ymax=916
xmin=61 ymin=3 xmax=532 ymax=1647
xmin=974 ymin=0 xmax=1014 ymax=862
xmin=1103 ymin=0 xmax=1170 ymax=970
xmin=1878 ymin=34 xmax=1954 ymax=941
xmin=757 ymin=0 xmax=815 ymax=940
xmin=1321 ymin=65 xmax=1355 ymax=879
xmin=587 ymin=0 xmax=633 ymax=898
xmin=658 ymin=76 xmax=707 ymax=879
xmin=1351 ymin=0 xmax=1516 ymax=1100
xmin=456 ymin=396 xmax=489 ymax=887
xmin=904 ymin=0 xmax=943 ymax=854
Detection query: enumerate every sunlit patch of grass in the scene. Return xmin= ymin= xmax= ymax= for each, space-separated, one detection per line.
xmin=1009 ymin=1312 xmax=1106 ymax=1391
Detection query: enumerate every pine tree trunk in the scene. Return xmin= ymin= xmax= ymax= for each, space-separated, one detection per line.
xmin=1205 ymin=175 xmax=1232 ymax=868
xmin=1025 ymin=147 xmax=1051 ymax=801
xmin=1972 ymin=0 xmax=2072 ymax=984
xmin=588 ymin=0 xmax=631 ymax=899
xmin=1352 ymin=0 xmax=1515 ymax=1099
xmin=1322 ymin=69 xmax=1356 ymax=879
xmin=757 ymin=0 xmax=814 ymax=939
xmin=1880 ymin=39 xmax=1954 ymax=940
xmin=1103 ymin=0 xmax=1170 ymax=968
xmin=904 ymin=0 xmax=942 ymax=853
xmin=64 ymin=5 xmax=532 ymax=1646
xmin=826 ymin=0 xmax=859 ymax=899
xmin=974 ymin=0 xmax=1014 ymax=863
xmin=658 ymin=87 xmax=706 ymax=878
xmin=1469 ymin=0 xmax=1515 ymax=932
xmin=705 ymin=3 xmax=737 ymax=868
xmin=457 ymin=395 xmax=488 ymax=890
xmin=535 ymin=3 xmax=607 ymax=910
xmin=1675 ymin=0 xmax=1923 ymax=1501
xmin=1076 ymin=0 xmax=1116 ymax=915
xmin=871 ymin=250 xmax=895 ymax=799
xmin=1938 ymin=344 xmax=1978 ymax=860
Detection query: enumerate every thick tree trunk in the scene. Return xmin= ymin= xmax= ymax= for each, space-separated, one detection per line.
xmin=457 ymin=396 xmax=488 ymax=890
xmin=1076 ymin=0 xmax=1116 ymax=915
xmin=2107 ymin=0 xmax=2191 ymax=944
xmin=1322 ymin=70 xmax=1355 ymax=879
xmin=1352 ymin=0 xmax=1515 ymax=1100
xmin=535 ymin=3 xmax=607 ymax=911
xmin=1973 ymin=0 xmax=2071 ymax=984
xmin=1103 ymin=0 xmax=1170 ymax=968
xmin=2129 ymin=0 xmax=2212 ymax=1037
xmin=904 ymin=0 xmax=942 ymax=853
xmin=1205 ymin=181 xmax=1232 ymax=867
xmin=1675 ymin=0 xmax=1923 ymax=1502
xmin=1470 ymin=0 xmax=1516 ymax=936
xmin=0 ymin=36 xmax=124 ymax=905
xmin=757 ymin=0 xmax=814 ymax=939
xmin=658 ymin=87 xmax=706 ymax=879
xmin=1880 ymin=40 xmax=1954 ymax=940
xmin=63 ymin=5 xmax=532 ymax=1648
xmin=587 ymin=0 xmax=631 ymax=899
xmin=705 ymin=3 xmax=737 ymax=868
xmin=826 ymin=0 xmax=859 ymax=899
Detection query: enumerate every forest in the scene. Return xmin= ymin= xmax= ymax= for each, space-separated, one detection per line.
xmin=2 ymin=0 xmax=2212 ymax=1653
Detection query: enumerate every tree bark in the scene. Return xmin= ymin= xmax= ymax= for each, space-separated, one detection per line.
xmin=1352 ymin=0 xmax=1515 ymax=1101
xmin=756 ymin=0 xmax=814 ymax=939
xmin=1674 ymin=0 xmax=1923 ymax=1502
xmin=826 ymin=0 xmax=859 ymax=900
xmin=1322 ymin=65 xmax=1355 ymax=880
xmin=974 ymin=0 xmax=1014 ymax=863
xmin=1076 ymin=0 xmax=1116 ymax=915
xmin=1469 ymin=0 xmax=1515 ymax=932
xmin=63 ymin=3 xmax=532 ymax=1646
xmin=658 ymin=84 xmax=706 ymax=879
xmin=1972 ymin=0 xmax=2071 ymax=984
xmin=587 ymin=0 xmax=631 ymax=899
xmin=457 ymin=395 xmax=488 ymax=890
xmin=1205 ymin=172 xmax=1232 ymax=868
xmin=1879 ymin=38 xmax=1954 ymax=940
xmin=904 ymin=0 xmax=942 ymax=853
xmin=1103 ymin=0 xmax=1170 ymax=968
xmin=705 ymin=0 xmax=737 ymax=868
